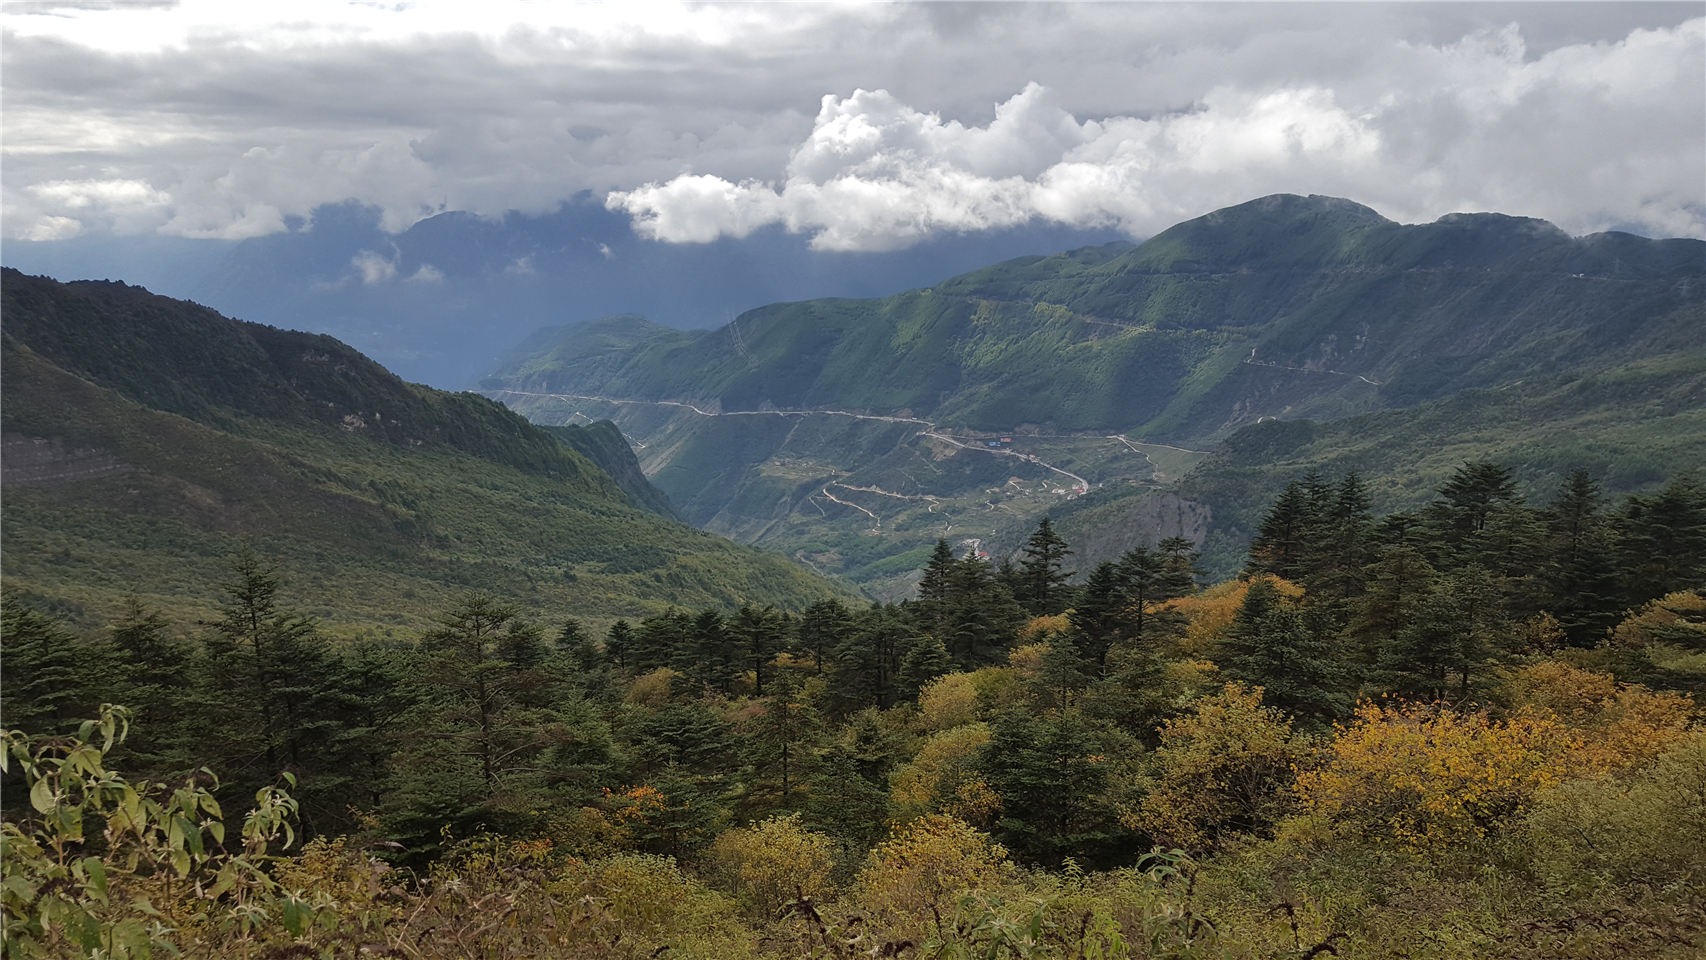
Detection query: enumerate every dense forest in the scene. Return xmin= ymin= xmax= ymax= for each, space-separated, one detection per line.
xmin=5 ymin=463 xmax=1704 ymax=958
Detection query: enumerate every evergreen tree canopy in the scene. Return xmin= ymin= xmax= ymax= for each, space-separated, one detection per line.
xmin=1018 ymin=517 xmax=1074 ymax=616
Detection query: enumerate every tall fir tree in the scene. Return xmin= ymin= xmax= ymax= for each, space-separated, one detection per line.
xmin=797 ymin=598 xmax=855 ymax=674
xmin=1379 ymin=566 xmax=1505 ymax=701
xmin=1619 ymin=474 xmax=1706 ymax=604
xmin=826 ymin=605 xmax=914 ymax=713
xmin=1017 ymin=517 xmax=1074 ymax=616
xmin=1542 ymin=471 xmax=1623 ymax=645
xmin=604 ymin=619 xmax=634 ymax=670
xmin=748 ymin=670 xmax=819 ymax=803
xmin=942 ymin=555 xmax=1026 ymax=667
xmin=1067 ymin=561 xmax=1126 ymax=673
xmin=729 ymin=605 xmax=789 ymax=694
xmin=197 ymin=545 xmax=337 ymax=795
xmin=0 ymin=594 xmax=104 ymax=737
xmin=1220 ymin=581 xmax=1353 ymax=728
xmin=1248 ymin=480 xmax=1316 ymax=581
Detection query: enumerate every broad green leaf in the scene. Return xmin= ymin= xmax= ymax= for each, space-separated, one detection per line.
xmin=29 ymin=777 xmax=53 ymax=814
xmin=80 ymin=857 xmax=109 ymax=903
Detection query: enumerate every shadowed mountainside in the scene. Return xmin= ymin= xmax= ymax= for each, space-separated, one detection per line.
xmin=1 ymin=269 xmax=855 ymax=633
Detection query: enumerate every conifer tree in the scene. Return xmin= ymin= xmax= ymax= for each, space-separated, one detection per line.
xmin=412 ymin=593 xmax=555 ymax=791
xmin=555 ymin=617 xmax=600 ymax=671
xmin=321 ymin=640 xmax=418 ymax=815
xmin=797 ymin=598 xmax=854 ymax=674
xmin=1018 ymin=517 xmax=1073 ymax=616
xmin=897 ymin=636 xmax=953 ymax=702
xmin=978 ymin=711 xmax=1122 ymax=866
xmin=942 ymin=555 xmax=1026 ymax=667
xmin=629 ymin=703 xmax=737 ymax=775
xmin=1542 ymin=471 xmax=1622 ymax=644
xmin=1068 ymin=561 xmax=1126 ymax=673
xmin=604 ymin=619 xmax=634 ymax=670
xmin=1620 ymin=474 xmax=1706 ymax=603
xmin=200 ymin=545 xmax=336 ymax=783
xmin=677 ymin=609 xmax=738 ymax=693
xmin=728 ymin=605 xmax=788 ymax=695
xmin=826 ymin=605 xmax=914 ymax=713
xmin=1158 ymin=535 xmax=1205 ymax=590
xmin=1220 ymin=581 xmax=1353 ymax=728
xmin=0 ymin=594 xmax=102 ymax=736
xmin=920 ymin=539 xmax=956 ymax=602
xmin=748 ymin=671 xmax=819 ymax=801
xmin=1379 ymin=566 xmax=1504 ymax=701
xmin=1115 ymin=545 xmax=1192 ymax=648
xmin=1423 ymin=461 xmax=1523 ymax=562
xmin=1310 ymin=472 xmax=1376 ymax=604
xmin=1248 ymin=480 xmax=1315 ymax=580
xmin=105 ymin=596 xmax=193 ymax=772
xmin=1344 ymin=544 xmax=1437 ymax=670
xmin=1030 ymin=639 xmax=1093 ymax=713
xmin=632 ymin=607 xmax=691 ymax=672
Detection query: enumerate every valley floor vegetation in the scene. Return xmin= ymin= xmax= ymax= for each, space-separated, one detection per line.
xmin=4 ymin=464 xmax=1704 ymax=958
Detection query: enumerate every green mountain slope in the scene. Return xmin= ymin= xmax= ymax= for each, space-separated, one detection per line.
xmin=487 ymin=194 xmax=1701 ymax=438
xmin=481 ymin=195 xmax=1704 ymax=597
xmin=1 ymin=270 xmax=855 ymax=634
xmin=542 ymin=421 xmax=681 ymax=521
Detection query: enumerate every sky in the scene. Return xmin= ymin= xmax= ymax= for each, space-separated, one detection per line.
xmin=3 ymin=1 xmax=1702 ymax=386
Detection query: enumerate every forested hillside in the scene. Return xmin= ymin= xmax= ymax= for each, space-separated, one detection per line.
xmin=6 ymin=461 xmax=1702 ymax=957
xmin=481 ymin=196 xmax=1706 ymax=594
xmin=0 ymin=269 xmax=852 ymax=634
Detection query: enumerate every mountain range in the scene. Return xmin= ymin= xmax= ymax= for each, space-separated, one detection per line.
xmin=481 ymin=194 xmax=1705 ymax=592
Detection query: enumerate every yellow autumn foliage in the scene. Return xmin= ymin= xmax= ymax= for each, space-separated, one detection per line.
xmin=1006 ymin=642 xmax=1049 ymax=678
xmin=1166 ymin=576 xmax=1302 ymax=656
xmin=626 ymin=667 xmax=676 ymax=707
xmin=852 ymin=814 xmax=1010 ymax=935
xmin=1503 ymin=661 xmax=1695 ymax=768
xmin=891 ymin=722 xmax=996 ymax=824
xmin=1610 ymin=590 xmax=1706 ymax=647
xmin=1018 ymin=613 xmax=1072 ymax=643
xmin=1523 ymin=731 xmax=1706 ymax=888
xmin=1295 ymin=700 xmax=1582 ymax=849
xmin=705 ymin=814 xmax=836 ymax=920
xmin=918 ymin=672 xmax=981 ymax=731
xmin=1135 ymin=682 xmax=1300 ymax=849
xmin=555 ymin=853 xmax=756 ymax=959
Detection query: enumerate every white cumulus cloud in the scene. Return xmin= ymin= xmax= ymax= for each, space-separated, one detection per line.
xmin=611 ymin=18 xmax=1704 ymax=250
xmin=351 ymin=249 xmax=398 ymax=284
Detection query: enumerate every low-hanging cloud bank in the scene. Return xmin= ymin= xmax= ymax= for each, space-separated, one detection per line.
xmin=611 ymin=20 xmax=1705 ymax=250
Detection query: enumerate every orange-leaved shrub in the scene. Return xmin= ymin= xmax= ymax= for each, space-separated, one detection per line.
xmin=1501 ymin=661 xmax=1695 ymax=769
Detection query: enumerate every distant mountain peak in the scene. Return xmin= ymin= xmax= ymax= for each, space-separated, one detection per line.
xmin=1215 ymin=193 xmax=1391 ymax=223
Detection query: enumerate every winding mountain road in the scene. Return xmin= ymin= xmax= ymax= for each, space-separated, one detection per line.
xmin=487 ymin=388 xmax=1094 ymax=492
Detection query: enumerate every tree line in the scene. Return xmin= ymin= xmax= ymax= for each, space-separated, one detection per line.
xmin=3 ymin=467 xmax=1706 ymax=873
